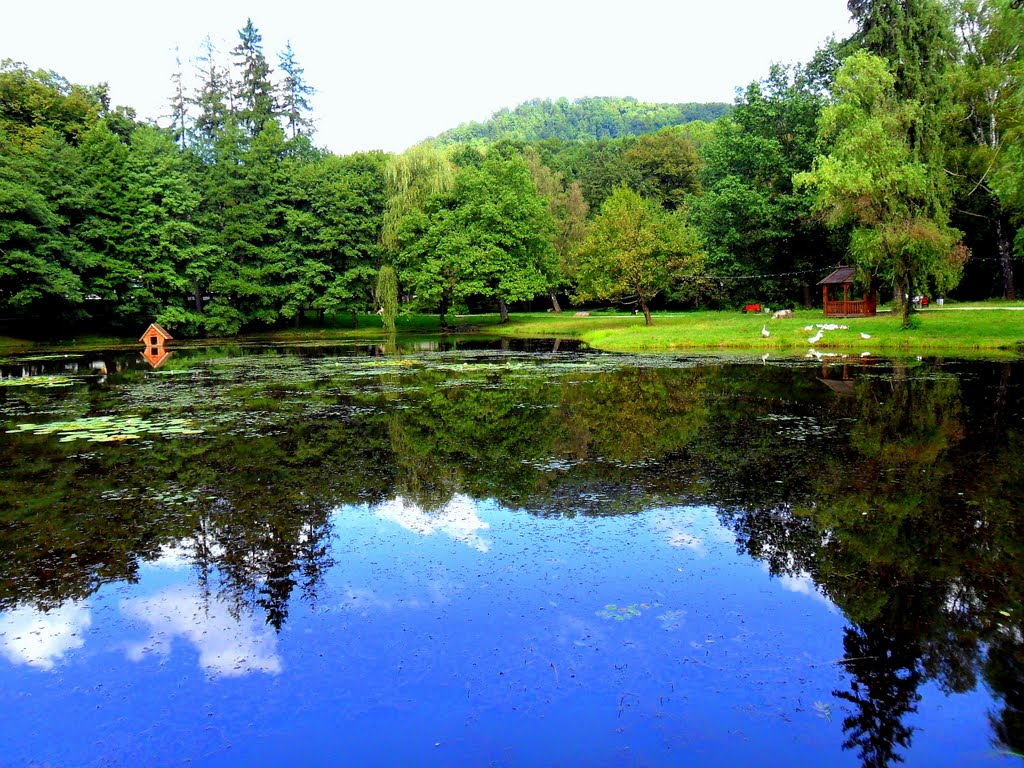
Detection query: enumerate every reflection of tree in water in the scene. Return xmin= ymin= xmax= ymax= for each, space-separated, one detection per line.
xmin=835 ymin=622 xmax=922 ymax=768
xmin=2 ymin=352 xmax=1023 ymax=762
xmin=986 ymin=628 xmax=1024 ymax=757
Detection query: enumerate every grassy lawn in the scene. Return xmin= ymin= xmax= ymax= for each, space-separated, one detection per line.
xmin=3 ymin=303 xmax=1024 ymax=358
xmin=486 ymin=306 xmax=1024 ymax=356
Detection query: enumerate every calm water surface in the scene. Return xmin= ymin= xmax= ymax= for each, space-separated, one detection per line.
xmin=0 ymin=340 xmax=1021 ymax=767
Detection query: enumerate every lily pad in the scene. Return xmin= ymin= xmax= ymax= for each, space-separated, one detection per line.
xmin=0 ymin=375 xmax=75 ymax=388
xmin=6 ymin=414 xmax=204 ymax=443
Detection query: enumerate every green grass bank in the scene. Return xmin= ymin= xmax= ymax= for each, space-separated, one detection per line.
xmin=3 ymin=303 xmax=1024 ymax=358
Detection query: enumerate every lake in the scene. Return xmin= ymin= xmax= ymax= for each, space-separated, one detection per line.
xmin=0 ymin=340 xmax=1021 ymax=767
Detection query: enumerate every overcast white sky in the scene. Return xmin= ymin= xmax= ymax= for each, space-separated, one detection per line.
xmin=3 ymin=0 xmax=854 ymax=156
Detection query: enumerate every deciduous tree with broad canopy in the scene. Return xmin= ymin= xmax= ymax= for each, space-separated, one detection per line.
xmin=573 ymin=185 xmax=706 ymax=325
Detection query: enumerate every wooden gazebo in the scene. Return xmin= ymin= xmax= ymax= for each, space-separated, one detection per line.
xmin=818 ymin=267 xmax=877 ymax=318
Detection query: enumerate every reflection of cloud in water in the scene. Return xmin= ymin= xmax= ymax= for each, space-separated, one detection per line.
xmin=768 ymin=567 xmax=836 ymax=612
xmin=374 ymin=494 xmax=491 ymax=552
xmin=653 ymin=506 xmax=734 ymax=555
xmin=141 ymin=538 xmax=224 ymax=571
xmin=120 ymin=586 xmax=281 ymax=678
xmin=0 ymin=601 xmax=91 ymax=671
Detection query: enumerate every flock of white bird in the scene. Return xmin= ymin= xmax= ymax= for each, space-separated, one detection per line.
xmin=759 ymin=319 xmax=873 ymax=361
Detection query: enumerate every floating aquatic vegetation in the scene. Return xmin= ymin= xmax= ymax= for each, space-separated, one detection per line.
xmin=0 ymin=375 xmax=75 ymax=388
xmin=597 ymin=602 xmax=658 ymax=621
xmin=657 ymin=609 xmax=686 ymax=631
xmin=757 ymin=414 xmax=839 ymax=441
xmin=101 ymin=484 xmax=201 ymax=506
xmin=813 ymin=701 xmax=832 ymax=722
xmin=6 ymin=415 xmax=204 ymax=443
xmin=9 ymin=354 xmax=82 ymax=362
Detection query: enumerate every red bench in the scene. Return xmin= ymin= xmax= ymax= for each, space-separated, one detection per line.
xmin=742 ymin=303 xmax=762 ymax=314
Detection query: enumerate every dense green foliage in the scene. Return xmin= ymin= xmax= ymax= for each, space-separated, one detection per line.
xmin=431 ymin=96 xmax=731 ymax=145
xmin=1 ymin=3 xmax=1022 ymax=339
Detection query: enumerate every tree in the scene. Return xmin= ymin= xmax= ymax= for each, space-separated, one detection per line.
xmin=0 ymin=60 xmax=103 ymax=149
xmin=282 ymin=151 xmax=387 ymax=326
xmin=796 ymin=52 xmax=966 ymax=328
xmin=167 ymin=48 xmax=190 ymax=152
xmin=847 ymin=0 xmax=958 ymax=103
xmin=0 ymin=128 xmax=81 ymax=320
xmin=376 ymin=263 xmax=398 ymax=331
xmin=522 ymin=146 xmax=589 ymax=311
xmin=573 ymin=185 xmax=706 ymax=325
xmin=381 ymin=144 xmax=455 ymax=252
xmin=397 ymin=152 xmax=553 ymax=326
xmin=623 ymin=127 xmax=702 ymax=210
xmin=189 ymin=37 xmax=231 ymax=161
xmin=950 ymin=0 xmax=1024 ymax=298
xmin=693 ymin=63 xmax=835 ymax=307
xmin=232 ymin=18 xmax=276 ymax=138
xmin=277 ymin=41 xmax=315 ymax=139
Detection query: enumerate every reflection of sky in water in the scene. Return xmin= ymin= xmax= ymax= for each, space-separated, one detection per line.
xmin=0 ymin=601 xmax=91 ymax=671
xmin=0 ymin=502 xmax=1000 ymax=767
xmin=373 ymin=494 xmax=491 ymax=552
xmin=652 ymin=506 xmax=736 ymax=555
xmin=120 ymin=586 xmax=281 ymax=678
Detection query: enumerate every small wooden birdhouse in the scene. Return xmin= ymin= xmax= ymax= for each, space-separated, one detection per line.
xmin=140 ymin=323 xmax=172 ymax=347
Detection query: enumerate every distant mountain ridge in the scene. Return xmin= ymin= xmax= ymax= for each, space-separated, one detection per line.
xmin=431 ymin=96 xmax=732 ymax=145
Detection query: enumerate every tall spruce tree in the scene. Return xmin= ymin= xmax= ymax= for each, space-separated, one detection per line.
xmin=232 ymin=19 xmax=277 ymax=138
xmin=167 ymin=47 xmax=190 ymax=152
xmin=189 ymin=37 xmax=231 ymax=161
xmin=277 ymin=41 xmax=315 ymax=139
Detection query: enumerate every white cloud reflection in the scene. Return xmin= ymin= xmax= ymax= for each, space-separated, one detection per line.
xmin=374 ymin=494 xmax=491 ymax=552
xmin=652 ymin=506 xmax=735 ymax=555
xmin=0 ymin=601 xmax=91 ymax=671
xmin=120 ymin=586 xmax=281 ymax=678
xmin=773 ymin=570 xmax=837 ymax=611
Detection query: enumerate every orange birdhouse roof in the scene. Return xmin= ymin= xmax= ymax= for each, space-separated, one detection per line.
xmin=140 ymin=323 xmax=173 ymax=344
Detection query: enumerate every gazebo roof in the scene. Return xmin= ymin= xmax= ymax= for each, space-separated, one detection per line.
xmin=817 ymin=267 xmax=858 ymax=286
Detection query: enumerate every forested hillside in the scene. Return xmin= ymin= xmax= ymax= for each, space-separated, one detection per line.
xmin=1 ymin=2 xmax=1022 ymax=338
xmin=430 ymin=97 xmax=731 ymax=145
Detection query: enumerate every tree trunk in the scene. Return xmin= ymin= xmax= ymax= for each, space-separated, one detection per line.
xmin=997 ymin=215 xmax=1016 ymax=301
xmin=350 ymin=309 xmax=358 ymax=327
xmin=194 ymin=281 xmax=203 ymax=312
xmin=549 ymin=292 xmax=562 ymax=313
xmin=497 ymin=297 xmax=510 ymax=324
xmin=439 ymin=295 xmax=450 ymax=329
xmin=640 ymin=299 xmax=652 ymax=326
xmin=802 ymin=282 xmax=812 ymax=309
xmin=901 ymin=275 xmax=913 ymax=329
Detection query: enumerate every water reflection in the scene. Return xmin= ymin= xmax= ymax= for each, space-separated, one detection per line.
xmin=0 ymin=346 xmax=1021 ymax=765
xmin=375 ymin=495 xmax=492 ymax=552
xmin=121 ymin=586 xmax=281 ymax=678
xmin=0 ymin=601 xmax=91 ymax=670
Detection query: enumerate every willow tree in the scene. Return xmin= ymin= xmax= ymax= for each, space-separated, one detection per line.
xmin=796 ymin=52 xmax=965 ymax=328
xmin=378 ymin=145 xmax=455 ymax=324
xmin=376 ymin=263 xmax=398 ymax=332
xmin=381 ymin=144 xmax=454 ymax=251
